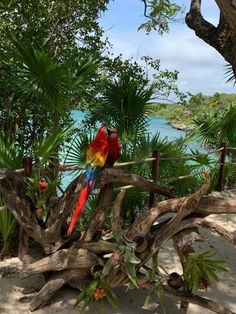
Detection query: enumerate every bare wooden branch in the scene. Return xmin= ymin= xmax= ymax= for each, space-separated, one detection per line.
xmin=175 ymin=217 xmax=236 ymax=246
xmin=112 ymin=189 xmax=126 ymax=233
xmin=186 ymin=0 xmax=236 ymax=76
xmin=127 ymin=189 xmax=236 ymax=240
xmin=95 ymin=168 xmax=174 ymax=197
xmin=78 ymin=240 xmax=117 ymax=255
xmin=140 ymin=172 xmax=211 ymax=264
xmin=30 ymin=269 xmax=88 ymax=312
xmin=163 ymin=284 xmax=236 ymax=314
xmin=173 ymin=232 xmax=193 ymax=313
xmin=84 ymin=183 xmax=114 ymax=242
xmin=24 ymin=248 xmax=103 ymax=275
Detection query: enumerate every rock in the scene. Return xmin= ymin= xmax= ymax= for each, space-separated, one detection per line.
xmin=168 ymin=121 xmax=195 ymax=131
xmin=0 ymin=257 xmax=22 ymax=277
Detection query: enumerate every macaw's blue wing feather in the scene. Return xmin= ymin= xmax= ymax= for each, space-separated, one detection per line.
xmin=84 ymin=165 xmax=102 ymax=192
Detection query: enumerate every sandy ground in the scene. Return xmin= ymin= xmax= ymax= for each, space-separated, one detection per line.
xmin=1 ymin=214 xmax=236 ymax=314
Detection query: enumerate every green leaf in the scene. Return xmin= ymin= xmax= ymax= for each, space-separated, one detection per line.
xmin=74 ymin=290 xmax=87 ymax=307
xmin=125 ymin=252 xmax=141 ymax=264
xmin=125 ymin=263 xmax=138 ymax=288
xmin=101 ymin=300 xmax=106 ymax=314
xmin=143 ymin=295 xmax=152 ymax=308
xmin=86 ymin=279 xmax=99 ymax=295
xmin=101 ymin=282 xmax=119 ymax=307
xmin=75 ymin=279 xmax=99 ymax=307
xmin=102 ymin=259 xmax=114 ymax=277
xmin=156 ymin=286 xmax=166 ymax=314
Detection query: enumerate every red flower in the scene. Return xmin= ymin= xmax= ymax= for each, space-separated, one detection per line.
xmin=93 ymin=288 xmax=106 ymax=301
xmin=200 ymin=277 xmax=210 ymax=290
xmin=137 ymin=278 xmax=146 ymax=286
xmin=38 ymin=181 xmax=48 ymax=191
xmin=111 ymin=251 xmax=120 ymax=265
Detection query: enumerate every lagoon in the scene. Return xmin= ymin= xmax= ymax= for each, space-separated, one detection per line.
xmin=72 ymin=110 xmax=186 ymax=140
xmin=61 ymin=110 xmax=203 ymax=189
xmin=71 ymin=110 xmax=202 ymax=151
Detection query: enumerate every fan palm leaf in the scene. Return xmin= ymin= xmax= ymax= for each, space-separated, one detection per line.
xmin=189 ymin=105 xmax=236 ymax=147
xmin=1 ymin=36 xmax=67 ymax=113
xmin=1 ymin=35 xmax=99 ymax=116
xmin=0 ymin=132 xmax=21 ymax=169
xmin=224 ymin=63 xmax=236 ymax=84
xmin=88 ymin=74 xmax=156 ymax=138
xmin=34 ymin=126 xmax=71 ymax=165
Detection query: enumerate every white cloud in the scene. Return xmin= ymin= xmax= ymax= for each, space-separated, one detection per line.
xmin=103 ymin=23 xmax=235 ymax=96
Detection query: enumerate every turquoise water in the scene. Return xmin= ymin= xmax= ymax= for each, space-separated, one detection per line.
xmin=71 ymin=111 xmax=202 ymax=150
xmin=72 ymin=110 xmax=185 ymax=140
xmin=148 ymin=115 xmax=185 ymax=139
xmin=61 ymin=110 xmax=203 ymax=188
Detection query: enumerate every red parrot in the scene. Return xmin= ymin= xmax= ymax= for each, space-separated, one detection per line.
xmin=67 ymin=125 xmax=109 ymax=236
xmin=106 ymin=128 xmax=121 ymax=166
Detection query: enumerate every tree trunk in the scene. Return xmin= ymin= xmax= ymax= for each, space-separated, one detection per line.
xmin=186 ymin=0 xmax=236 ymax=76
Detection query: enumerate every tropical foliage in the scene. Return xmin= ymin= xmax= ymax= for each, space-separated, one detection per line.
xmin=0 ymin=133 xmax=21 ymax=258
xmin=190 ymin=105 xmax=236 ymax=148
xmin=0 ymin=201 xmax=16 ymax=259
xmin=184 ymin=251 xmax=228 ymax=291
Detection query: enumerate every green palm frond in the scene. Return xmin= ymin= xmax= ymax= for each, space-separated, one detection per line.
xmin=64 ymin=130 xmax=95 ymax=167
xmin=188 ymin=149 xmax=214 ymax=168
xmin=0 ymin=208 xmax=16 ymax=243
xmin=189 ymin=105 xmax=236 ymax=148
xmin=88 ymin=74 xmax=155 ymax=138
xmin=188 ymin=112 xmax=221 ymax=147
xmin=2 ymin=35 xmax=68 ymax=112
xmin=220 ymin=106 xmax=236 ymax=146
xmin=184 ymin=251 xmax=228 ymax=291
xmin=224 ymin=63 xmax=236 ymax=84
xmin=0 ymin=132 xmax=21 ymax=169
xmin=71 ymin=55 xmax=99 ymax=87
xmin=34 ymin=127 xmax=70 ymax=164
xmin=1 ymin=35 xmax=99 ymax=116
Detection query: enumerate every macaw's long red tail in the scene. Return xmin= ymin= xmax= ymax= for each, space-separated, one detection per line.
xmin=67 ymin=186 xmax=89 ymax=236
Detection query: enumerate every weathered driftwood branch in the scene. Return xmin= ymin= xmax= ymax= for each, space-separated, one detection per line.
xmin=174 ymin=217 xmax=236 ymax=246
xmin=173 ymin=232 xmax=193 ymax=314
xmin=127 ymin=189 xmax=236 ymax=240
xmin=96 ymin=168 xmax=174 ymax=197
xmin=77 ymin=240 xmax=117 ymax=255
xmin=112 ymin=189 xmax=126 ymax=233
xmin=84 ymin=183 xmax=114 ymax=242
xmin=23 ymin=248 xmax=103 ymax=275
xmin=46 ymin=168 xmax=174 ymax=244
xmin=0 ymin=170 xmax=56 ymax=253
xmin=1 ymin=167 xmax=236 ymax=313
xmin=163 ymin=284 xmax=235 ymax=314
xmin=141 ymin=171 xmax=211 ymax=263
xmin=0 ymin=168 xmax=173 ymax=254
xmin=30 ymin=269 xmax=89 ymax=312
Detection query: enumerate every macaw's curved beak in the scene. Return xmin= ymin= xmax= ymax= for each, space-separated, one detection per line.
xmin=107 ymin=127 xmax=118 ymax=135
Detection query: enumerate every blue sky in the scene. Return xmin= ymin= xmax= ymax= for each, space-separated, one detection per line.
xmin=100 ymin=0 xmax=235 ymax=97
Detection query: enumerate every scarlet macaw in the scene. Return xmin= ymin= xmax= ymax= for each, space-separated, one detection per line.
xmin=67 ymin=125 xmax=109 ymax=236
xmin=106 ymin=128 xmax=122 ymax=166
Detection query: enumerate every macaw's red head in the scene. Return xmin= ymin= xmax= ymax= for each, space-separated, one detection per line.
xmin=106 ymin=127 xmax=122 ymax=166
xmin=107 ymin=127 xmax=118 ymax=138
xmin=95 ymin=125 xmax=108 ymax=141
